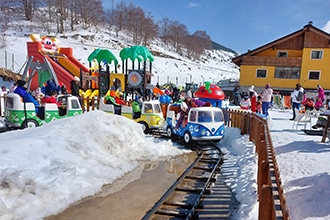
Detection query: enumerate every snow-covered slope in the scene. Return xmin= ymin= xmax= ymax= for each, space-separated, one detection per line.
xmin=0 ymin=20 xmax=239 ymax=87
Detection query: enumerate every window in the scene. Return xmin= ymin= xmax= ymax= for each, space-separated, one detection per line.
xmin=144 ymin=103 xmax=152 ymax=113
xmin=256 ymin=69 xmax=267 ymax=78
xmin=214 ymin=111 xmax=223 ymax=122
xmin=308 ymin=71 xmax=320 ymax=80
xmin=71 ymin=99 xmax=80 ymax=109
xmin=274 ymin=67 xmax=300 ymax=79
xmin=153 ymin=104 xmax=161 ymax=113
xmin=189 ymin=110 xmax=197 ymax=122
xmin=311 ymin=50 xmax=323 ymax=59
xmin=198 ymin=111 xmax=212 ymax=122
xmin=5 ymin=97 xmax=14 ymax=109
xmin=277 ymin=51 xmax=288 ymax=57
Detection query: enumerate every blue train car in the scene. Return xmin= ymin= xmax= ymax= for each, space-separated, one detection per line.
xmin=166 ymin=105 xmax=225 ymax=144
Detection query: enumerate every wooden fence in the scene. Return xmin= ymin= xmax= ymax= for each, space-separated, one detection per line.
xmin=222 ymin=109 xmax=290 ymax=220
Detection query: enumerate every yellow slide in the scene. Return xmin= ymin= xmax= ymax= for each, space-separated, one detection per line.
xmin=57 ymin=56 xmax=81 ymax=77
xmin=83 ymin=89 xmax=99 ymax=107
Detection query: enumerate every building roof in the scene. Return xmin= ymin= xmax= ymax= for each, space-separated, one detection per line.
xmin=232 ymin=22 xmax=330 ymax=66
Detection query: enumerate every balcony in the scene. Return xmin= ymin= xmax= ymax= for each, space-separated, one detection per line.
xmin=240 ymin=56 xmax=302 ymax=67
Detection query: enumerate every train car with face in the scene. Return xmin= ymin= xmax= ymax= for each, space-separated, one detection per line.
xmin=99 ymin=98 xmax=165 ymax=134
xmin=166 ymin=104 xmax=225 ymax=144
xmin=4 ymin=93 xmax=82 ymax=129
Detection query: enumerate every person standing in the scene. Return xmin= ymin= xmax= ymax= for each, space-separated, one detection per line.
xmin=240 ymin=92 xmax=251 ymax=110
xmin=317 ymin=84 xmax=325 ymax=102
xmin=70 ymin=76 xmax=81 ymax=98
xmin=248 ymin=85 xmax=258 ymax=113
xmin=233 ymin=85 xmax=241 ymax=106
xmin=290 ymin=84 xmax=304 ymax=120
xmin=260 ymin=83 xmax=273 ymax=116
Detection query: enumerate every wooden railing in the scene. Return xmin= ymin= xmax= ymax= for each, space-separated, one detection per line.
xmin=222 ymin=109 xmax=290 ymax=220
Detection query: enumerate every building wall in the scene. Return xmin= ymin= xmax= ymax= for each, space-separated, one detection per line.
xmin=257 ymin=48 xmax=303 ymax=58
xmin=239 ymin=47 xmax=330 ymax=92
xmin=300 ymin=48 xmax=330 ymax=89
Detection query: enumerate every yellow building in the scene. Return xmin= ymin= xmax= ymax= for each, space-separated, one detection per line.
xmin=232 ymin=22 xmax=330 ymax=96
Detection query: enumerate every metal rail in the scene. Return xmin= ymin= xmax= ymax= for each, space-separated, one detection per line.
xmin=142 ymin=142 xmax=236 ymax=220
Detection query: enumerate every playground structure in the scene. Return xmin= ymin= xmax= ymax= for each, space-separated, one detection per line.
xmin=194 ymin=81 xmax=225 ymax=107
xmin=23 ymin=34 xmax=157 ymax=104
xmin=27 ymin=34 xmax=89 ymax=93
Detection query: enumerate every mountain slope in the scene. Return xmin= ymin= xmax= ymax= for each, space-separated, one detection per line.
xmin=0 ymin=19 xmax=239 ymax=87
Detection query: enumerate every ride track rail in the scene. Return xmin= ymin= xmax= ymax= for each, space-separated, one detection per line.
xmin=142 ymin=140 xmax=237 ymax=220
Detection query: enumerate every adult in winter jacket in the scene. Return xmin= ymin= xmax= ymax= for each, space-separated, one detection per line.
xmin=70 ymin=76 xmax=81 ymax=97
xmin=260 ymin=83 xmax=273 ymax=116
xmin=317 ymin=84 xmax=325 ymax=102
xmin=233 ymin=85 xmax=241 ymax=106
xmin=290 ymin=84 xmax=304 ymax=120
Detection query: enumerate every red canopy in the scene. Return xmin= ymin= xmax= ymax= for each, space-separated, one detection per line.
xmin=194 ymin=82 xmax=225 ymax=100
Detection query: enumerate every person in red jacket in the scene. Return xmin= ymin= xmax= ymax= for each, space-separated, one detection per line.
xmin=42 ymin=90 xmax=63 ymax=108
xmin=249 ymin=91 xmax=257 ymax=112
xmin=114 ymin=90 xmax=127 ymax=106
xmin=302 ymin=97 xmax=314 ymax=111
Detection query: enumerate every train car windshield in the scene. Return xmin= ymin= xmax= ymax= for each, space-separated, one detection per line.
xmin=214 ymin=111 xmax=223 ymax=122
xmin=153 ymin=103 xmax=162 ymax=113
xmin=198 ymin=111 xmax=212 ymax=122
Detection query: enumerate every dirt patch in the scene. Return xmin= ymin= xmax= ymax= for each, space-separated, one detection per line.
xmin=45 ymin=152 xmax=196 ymax=220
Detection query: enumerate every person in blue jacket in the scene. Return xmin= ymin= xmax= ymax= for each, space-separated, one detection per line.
xmin=14 ymin=80 xmax=40 ymax=114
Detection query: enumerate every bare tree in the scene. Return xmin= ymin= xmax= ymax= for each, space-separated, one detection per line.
xmin=158 ymin=17 xmax=172 ymax=45
xmin=21 ymin=0 xmax=41 ymax=20
xmin=76 ymin=0 xmax=105 ymax=28
xmin=0 ymin=0 xmax=13 ymax=31
xmin=192 ymin=30 xmax=212 ymax=50
xmin=140 ymin=13 xmax=158 ymax=45
xmin=168 ymin=20 xmax=189 ymax=54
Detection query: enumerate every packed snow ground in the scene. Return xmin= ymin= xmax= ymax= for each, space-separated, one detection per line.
xmin=0 ymin=108 xmax=330 ymax=219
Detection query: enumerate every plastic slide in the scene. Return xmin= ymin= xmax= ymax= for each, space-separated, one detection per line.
xmin=27 ymin=42 xmax=74 ymax=92
xmin=59 ymin=47 xmax=89 ymax=73
xmin=83 ymin=89 xmax=99 ymax=108
xmin=84 ymin=89 xmax=93 ymax=99
xmin=44 ymin=56 xmax=75 ymax=93
xmin=57 ymin=56 xmax=81 ymax=77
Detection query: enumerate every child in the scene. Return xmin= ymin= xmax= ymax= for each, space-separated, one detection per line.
xmin=302 ymin=97 xmax=314 ymax=111
xmin=256 ymin=96 xmax=262 ymax=113
xmin=249 ymin=91 xmax=257 ymax=112
xmin=240 ymin=93 xmax=251 ymax=110
xmin=314 ymin=97 xmax=323 ymax=110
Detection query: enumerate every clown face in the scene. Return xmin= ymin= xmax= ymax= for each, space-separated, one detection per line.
xmin=41 ymin=37 xmax=58 ymax=53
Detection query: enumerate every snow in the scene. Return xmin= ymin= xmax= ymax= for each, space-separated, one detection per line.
xmin=0 ymin=111 xmax=188 ymax=219
xmin=1 ymin=109 xmax=330 ymax=219
xmin=0 ymin=19 xmax=330 ymax=220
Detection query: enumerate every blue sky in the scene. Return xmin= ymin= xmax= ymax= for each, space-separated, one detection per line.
xmin=101 ymin=0 xmax=330 ymax=54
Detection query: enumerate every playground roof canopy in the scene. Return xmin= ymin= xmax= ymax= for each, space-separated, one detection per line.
xmin=119 ymin=45 xmax=154 ymax=62
xmin=87 ymin=48 xmax=118 ymax=65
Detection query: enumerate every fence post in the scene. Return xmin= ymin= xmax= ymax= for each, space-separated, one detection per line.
xmin=259 ymin=185 xmax=273 ymax=220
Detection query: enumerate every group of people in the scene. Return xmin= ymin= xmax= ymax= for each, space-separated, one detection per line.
xmin=1 ymin=76 xmax=82 ymax=117
xmin=234 ymin=83 xmax=274 ymax=116
xmin=233 ymin=83 xmax=327 ymax=120
xmin=290 ymin=84 xmax=325 ymax=120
